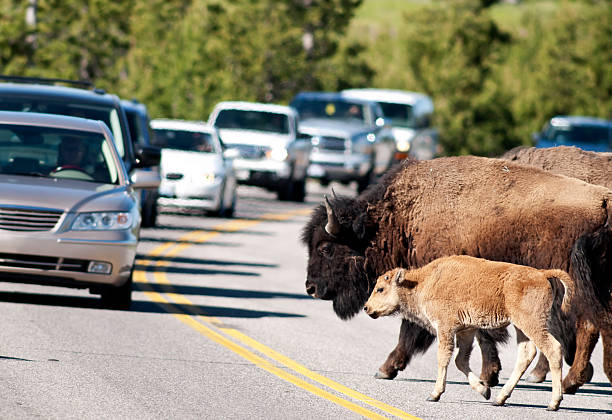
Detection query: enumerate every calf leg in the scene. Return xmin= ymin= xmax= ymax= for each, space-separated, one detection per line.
xmin=376 ymin=319 xmax=435 ymax=379
xmin=428 ymin=328 xmax=455 ymax=402
xmin=563 ymin=318 xmax=598 ymax=394
xmin=526 ymin=352 xmax=549 ymax=383
xmin=527 ymin=328 xmax=564 ymax=411
xmin=494 ymin=327 xmax=537 ymax=407
xmin=455 ymin=330 xmax=491 ymax=399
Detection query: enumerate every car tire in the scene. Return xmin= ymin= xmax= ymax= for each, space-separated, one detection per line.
xmin=290 ymin=178 xmax=306 ymax=202
xmin=222 ymin=189 xmax=236 ymax=218
xmin=141 ymin=191 xmax=158 ymax=228
xmin=100 ymin=273 xmax=133 ymax=310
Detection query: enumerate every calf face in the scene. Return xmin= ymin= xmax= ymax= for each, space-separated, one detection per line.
xmin=364 ymin=268 xmax=405 ymax=319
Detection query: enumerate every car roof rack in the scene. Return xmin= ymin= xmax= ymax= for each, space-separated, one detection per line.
xmin=0 ymin=74 xmax=95 ymax=90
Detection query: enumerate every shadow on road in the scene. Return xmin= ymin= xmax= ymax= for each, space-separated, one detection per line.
xmin=133 ymin=264 xmax=260 ymax=277
xmin=136 ymin=254 xmax=276 ymax=268
xmin=136 ymin=282 xmax=309 ymax=300
xmin=0 ymin=290 xmax=304 ymax=318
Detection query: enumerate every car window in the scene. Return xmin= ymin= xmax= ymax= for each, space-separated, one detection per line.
xmin=0 ymin=97 xmax=126 ymax=159
xmin=0 ymin=124 xmax=119 ymax=184
xmin=213 ymin=109 xmax=289 ymax=134
xmin=544 ymin=124 xmax=611 ymax=145
xmin=377 ymin=102 xmax=416 ymax=128
xmin=291 ymin=99 xmax=367 ymax=125
xmin=152 ymin=128 xmax=218 ymax=153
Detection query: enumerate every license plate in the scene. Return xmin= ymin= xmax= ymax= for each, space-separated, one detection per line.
xmin=308 ymin=164 xmax=325 ymax=177
xmin=235 ymin=169 xmax=250 ymax=180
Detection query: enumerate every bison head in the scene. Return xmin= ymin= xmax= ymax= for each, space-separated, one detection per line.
xmin=301 ymin=194 xmax=374 ymax=320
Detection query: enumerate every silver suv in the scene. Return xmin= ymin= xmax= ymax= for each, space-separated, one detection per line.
xmin=208 ymin=101 xmax=311 ymax=202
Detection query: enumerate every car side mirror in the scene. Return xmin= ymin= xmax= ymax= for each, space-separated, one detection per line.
xmin=223 ymin=148 xmax=240 ymax=160
xmin=134 ymin=145 xmax=161 ymax=168
xmin=130 ymin=168 xmax=161 ymax=189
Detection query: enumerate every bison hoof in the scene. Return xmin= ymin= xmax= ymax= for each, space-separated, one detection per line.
xmin=526 ymin=372 xmax=547 ymax=383
xmin=585 ymin=362 xmax=594 ymax=383
xmin=481 ymin=387 xmax=491 ymax=400
xmin=374 ymin=370 xmax=397 ymax=380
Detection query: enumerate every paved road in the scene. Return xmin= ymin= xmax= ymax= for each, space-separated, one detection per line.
xmin=0 ymin=181 xmax=610 ymax=419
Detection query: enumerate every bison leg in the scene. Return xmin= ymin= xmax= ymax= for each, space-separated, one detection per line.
xmin=455 ymin=329 xmax=491 ymax=400
xmin=476 ymin=329 xmax=507 ymax=387
xmin=563 ymin=319 xmax=598 ymax=394
xmin=526 ymin=352 xmax=550 ymax=383
xmin=428 ymin=327 xmax=455 ymax=402
xmin=601 ymin=328 xmax=612 ymax=385
xmin=376 ymin=319 xmax=435 ymax=380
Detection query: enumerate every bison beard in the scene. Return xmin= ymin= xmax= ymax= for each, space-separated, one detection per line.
xmin=302 ymin=155 xmax=612 ymax=392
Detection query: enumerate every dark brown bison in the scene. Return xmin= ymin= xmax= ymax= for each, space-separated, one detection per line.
xmin=501 ymin=145 xmax=612 ymax=388
xmin=302 ymin=155 xmax=612 ymax=394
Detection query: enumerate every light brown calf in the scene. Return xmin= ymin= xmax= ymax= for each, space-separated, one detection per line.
xmin=363 ymin=255 xmax=575 ymax=411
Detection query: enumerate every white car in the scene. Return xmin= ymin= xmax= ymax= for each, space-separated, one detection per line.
xmin=150 ymin=119 xmax=237 ymax=217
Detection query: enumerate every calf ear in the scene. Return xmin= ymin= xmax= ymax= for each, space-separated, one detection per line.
xmin=396 ymin=269 xmax=418 ymax=289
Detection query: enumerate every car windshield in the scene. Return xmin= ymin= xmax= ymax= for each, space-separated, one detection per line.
xmin=214 ymin=109 xmax=290 ymax=134
xmin=377 ymin=102 xmax=416 ymax=128
xmin=544 ymin=124 xmax=611 ymax=145
xmin=152 ymin=128 xmax=218 ymax=153
xmin=0 ymin=97 xmax=125 ymax=158
xmin=0 ymin=124 xmax=119 ymax=184
xmin=292 ymin=99 xmax=367 ymax=124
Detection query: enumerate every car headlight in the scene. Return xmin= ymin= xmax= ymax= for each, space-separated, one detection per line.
xmin=203 ymin=173 xmax=216 ymax=183
xmin=396 ymin=139 xmax=411 ymax=152
xmin=267 ymin=148 xmax=288 ymax=161
xmin=71 ymin=212 xmax=134 ymax=231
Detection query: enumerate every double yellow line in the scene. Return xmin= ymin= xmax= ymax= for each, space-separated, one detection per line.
xmin=135 ymin=211 xmax=419 ymax=420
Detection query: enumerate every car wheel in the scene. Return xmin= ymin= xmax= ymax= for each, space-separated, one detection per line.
xmin=222 ymin=189 xmax=236 ymax=218
xmin=100 ymin=273 xmax=133 ymax=310
xmin=290 ymin=178 xmax=306 ymax=202
xmin=141 ymin=192 xmax=158 ymax=228
xmin=277 ymin=178 xmax=294 ymax=201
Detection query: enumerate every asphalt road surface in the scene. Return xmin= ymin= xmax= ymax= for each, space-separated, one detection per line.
xmin=0 ymin=180 xmax=610 ymax=419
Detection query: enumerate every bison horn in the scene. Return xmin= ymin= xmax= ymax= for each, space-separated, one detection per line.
xmin=324 ymin=195 xmax=340 ymax=236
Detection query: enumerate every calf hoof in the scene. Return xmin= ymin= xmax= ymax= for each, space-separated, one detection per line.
xmin=492 ymin=400 xmax=505 ymax=407
xmin=374 ymin=370 xmax=397 ymax=380
xmin=546 ymin=403 xmax=560 ymax=411
xmin=426 ymin=395 xmax=440 ymax=402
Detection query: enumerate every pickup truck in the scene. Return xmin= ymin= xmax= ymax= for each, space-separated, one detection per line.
xmin=208 ymin=101 xmax=311 ymax=202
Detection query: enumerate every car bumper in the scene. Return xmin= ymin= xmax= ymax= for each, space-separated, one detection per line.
xmin=231 ymin=158 xmax=291 ymax=188
xmin=158 ymin=179 xmax=223 ymax=210
xmin=307 ymin=152 xmax=371 ymax=181
xmin=0 ymin=230 xmax=138 ymax=289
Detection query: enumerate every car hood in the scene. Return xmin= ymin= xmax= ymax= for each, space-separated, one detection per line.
xmin=536 ymin=140 xmax=610 ymax=153
xmin=0 ymin=175 xmax=133 ymax=213
xmin=161 ymin=149 xmax=224 ymax=174
xmin=217 ymin=129 xmax=291 ymax=148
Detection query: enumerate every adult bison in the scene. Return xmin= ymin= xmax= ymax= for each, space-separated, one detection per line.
xmin=302 ymin=155 xmax=612 ymax=394
xmin=501 ymin=145 xmax=612 ymax=388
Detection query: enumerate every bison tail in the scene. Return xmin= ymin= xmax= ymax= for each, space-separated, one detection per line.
xmin=546 ymin=271 xmax=577 ymax=365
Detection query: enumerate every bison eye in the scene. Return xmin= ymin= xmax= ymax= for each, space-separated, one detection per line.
xmin=318 ymin=243 xmax=332 ymax=257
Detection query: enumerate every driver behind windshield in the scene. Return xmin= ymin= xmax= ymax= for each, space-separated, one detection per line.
xmin=55 ymin=135 xmax=87 ymax=170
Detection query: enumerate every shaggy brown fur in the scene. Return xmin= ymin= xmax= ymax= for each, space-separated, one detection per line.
xmin=302 ymin=155 xmax=612 ymax=394
xmin=501 ymin=145 xmax=612 ymax=391
xmin=364 ymin=256 xmax=575 ymax=411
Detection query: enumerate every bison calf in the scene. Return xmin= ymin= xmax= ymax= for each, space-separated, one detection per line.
xmin=364 ymin=255 xmax=575 ymax=411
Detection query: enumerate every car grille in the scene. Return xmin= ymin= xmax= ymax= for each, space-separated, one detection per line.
xmin=0 ymin=206 xmax=63 ymax=231
xmin=0 ymin=252 xmax=88 ymax=272
xmin=165 ymin=173 xmax=184 ymax=180
xmin=314 ymin=136 xmax=348 ymax=153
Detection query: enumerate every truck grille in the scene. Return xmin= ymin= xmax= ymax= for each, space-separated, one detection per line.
xmin=233 ymin=144 xmax=269 ymax=160
xmin=0 ymin=206 xmax=63 ymax=231
xmin=315 ymin=136 xmax=348 ymax=152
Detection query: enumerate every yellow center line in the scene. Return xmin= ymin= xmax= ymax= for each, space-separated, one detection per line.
xmin=136 ymin=213 xmax=420 ymax=420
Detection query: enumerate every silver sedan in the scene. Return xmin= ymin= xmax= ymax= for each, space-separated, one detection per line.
xmin=0 ymin=111 xmax=158 ymax=309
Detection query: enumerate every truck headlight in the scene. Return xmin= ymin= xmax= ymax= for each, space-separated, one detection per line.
xmin=71 ymin=212 xmax=134 ymax=231
xmin=268 ymin=148 xmax=288 ymax=161
xmin=396 ymin=139 xmax=411 ymax=152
